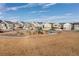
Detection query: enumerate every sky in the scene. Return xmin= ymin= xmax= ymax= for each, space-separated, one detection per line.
xmin=0 ymin=3 xmax=79 ymax=23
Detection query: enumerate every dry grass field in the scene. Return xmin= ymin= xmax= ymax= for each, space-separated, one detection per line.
xmin=0 ymin=31 xmax=79 ymax=56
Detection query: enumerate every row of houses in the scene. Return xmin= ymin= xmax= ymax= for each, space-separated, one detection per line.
xmin=0 ymin=20 xmax=23 ymax=31
xmin=31 ymin=22 xmax=79 ymax=31
xmin=0 ymin=20 xmax=79 ymax=32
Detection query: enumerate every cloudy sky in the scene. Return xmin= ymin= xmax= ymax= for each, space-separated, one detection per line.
xmin=0 ymin=3 xmax=79 ymax=23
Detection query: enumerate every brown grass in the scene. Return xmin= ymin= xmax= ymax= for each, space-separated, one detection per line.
xmin=0 ymin=31 xmax=79 ymax=56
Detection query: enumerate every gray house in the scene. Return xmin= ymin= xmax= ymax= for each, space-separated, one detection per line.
xmin=73 ymin=23 xmax=79 ymax=31
xmin=5 ymin=21 xmax=15 ymax=31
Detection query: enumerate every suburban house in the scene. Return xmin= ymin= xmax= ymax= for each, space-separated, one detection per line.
xmin=31 ymin=22 xmax=43 ymax=28
xmin=5 ymin=21 xmax=14 ymax=31
xmin=72 ymin=23 xmax=79 ymax=31
xmin=63 ymin=23 xmax=72 ymax=31
xmin=53 ymin=23 xmax=62 ymax=31
xmin=42 ymin=22 xmax=52 ymax=31
xmin=23 ymin=22 xmax=32 ymax=30
xmin=13 ymin=22 xmax=23 ymax=30
xmin=31 ymin=22 xmax=39 ymax=27
xmin=1 ymin=19 xmax=79 ymax=33
xmin=0 ymin=20 xmax=6 ymax=31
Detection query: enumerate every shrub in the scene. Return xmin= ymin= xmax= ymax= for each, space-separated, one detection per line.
xmin=16 ymin=30 xmax=28 ymax=36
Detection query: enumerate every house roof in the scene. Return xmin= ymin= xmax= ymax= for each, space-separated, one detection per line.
xmin=37 ymin=22 xmax=43 ymax=24
xmin=5 ymin=21 xmax=14 ymax=24
xmin=0 ymin=20 xmax=3 ymax=23
xmin=72 ymin=22 xmax=79 ymax=25
xmin=0 ymin=20 xmax=6 ymax=24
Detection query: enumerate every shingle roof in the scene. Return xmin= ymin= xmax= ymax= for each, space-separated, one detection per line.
xmin=0 ymin=20 xmax=3 ymax=23
xmin=0 ymin=20 xmax=15 ymax=24
xmin=72 ymin=22 xmax=79 ymax=24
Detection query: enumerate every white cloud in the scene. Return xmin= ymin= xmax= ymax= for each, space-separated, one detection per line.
xmin=45 ymin=13 xmax=73 ymax=20
xmin=0 ymin=4 xmax=28 ymax=11
xmin=6 ymin=5 xmax=27 ymax=11
xmin=31 ymin=11 xmax=37 ymax=13
xmin=39 ymin=10 xmax=48 ymax=12
xmin=48 ymin=16 xmax=69 ymax=19
xmin=0 ymin=16 xmax=4 ymax=19
xmin=32 ymin=3 xmax=56 ymax=8
xmin=4 ymin=3 xmax=56 ymax=11
xmin=4 ymin=16 xmax=20 ymax=22
xmin=35 ymin=3 xmax=56 ymax=8
xmin=31 ymin=10 xmax=48 ymax=14
xmin=5 ymin=4 xmax=35 ymax=11
xmin=65 ymin=13 xmax=72 ymax=16
xmin=0 ymin=3 xmax=57 ymax=12
xmin=29 ymin=14 xmax=79 ymax=23
xmin=48 ymin=15 xmax=76 ymax=21
xmin=42 ymin=3 xmax=56 ymax=8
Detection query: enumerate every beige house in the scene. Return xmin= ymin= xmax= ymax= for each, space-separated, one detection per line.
xmin=5 ymin=21 xmax=14 ymax=31
xmin=53 ymin=23 xmax=62 ymax=30
xmin=13 ymin=22 xmax=23 ymax=30
xmin=31 ymin=22 xmax=43 ymax=28
xmin=31 ymin=22 xmax=39 ymax=27
xmin=42 ymin=23 xmax=52 ymax=31
xmin=63 ymin=23 xmax=72 ymax=31
xmin=0 ymin=23 xmax=6 ymax=31
xmin=23 ymin=22 xmax=32 ymax=30
xmin=0 ymin=20 xmax=7 ymax=31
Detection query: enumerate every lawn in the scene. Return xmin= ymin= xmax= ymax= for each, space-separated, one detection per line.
xmin=0 ymin=31 xmax=79 ymax=56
